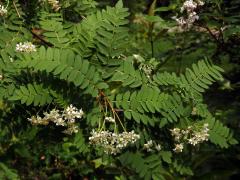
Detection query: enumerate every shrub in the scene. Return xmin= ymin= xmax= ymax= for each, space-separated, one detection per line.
xmin=0 ymin=0 xmax=238 ymax=179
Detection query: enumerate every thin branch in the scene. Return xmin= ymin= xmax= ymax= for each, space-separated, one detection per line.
xmin=31 ymin=30 xmax=54 ymax=47
xmin=204 ymin=25 xmax=221 ymax=44
xmin=194 ymin=23 xmax=221 ymax=45
xmin=149 ymin=23 xmax=155 ymax=58
xmin=13 ymin=0 xmax=21 ymax=18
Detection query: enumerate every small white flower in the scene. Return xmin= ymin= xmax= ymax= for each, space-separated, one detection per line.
xmin=63 ymin=104 xmax=84 ymax=121
xmin=203 ymin=123 xmax=209 ymax=128
xmin=155 ymin=144 xmax=161 ymax=151
xmin=54 ymin=117 xmax=66 ymax=126
xmin=188 ymin=137 xmax=198 ymax=146
xmin=144 ymin=140 xmax=153 ymax=152
xmin=9 ymin=56 xmax=14 ymax=62
xmin=173 ymin=143 xmax=184 ymax=153
xmin=0 ymin=74 xmax=3 ymax=80
xmin=170 ymin=128 xmax=182 ymax=141
xmin=143 ymin=140 xmax=162 ymax=152
xmin=173 ymin=16 xmax=187 ymax=27
xmin=196 ymin=0 xmax=204 ymax=6
xmin=188 ymin=12 xmax=199 ymax=23
xmin=27 ymin=115 xmax=49 ymax=125
xmin=191 ymin=107 xmax=197 ymax=115
xmin=63 ymin=124 xmax=79 ymax=135
xmin=105 ymin=117 xmax=115 ymax=123
xmin=181 ymin=0 xmax=198 ymax=13
xmin=48 ymin=0 xmax=61 ymax=12
xmin=0 ymin=5 xmax=7 ymax=17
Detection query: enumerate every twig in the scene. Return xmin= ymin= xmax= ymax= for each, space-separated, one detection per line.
xmin=99 ymin=91 xmax=127 ymax=132
xmin=13 ymin=0 xmax=21 ymax=18
xmin=31 ymin=30 xmax=54 ymax=47
xmin=149 ymin=23 xmax=155 ymax=58
xmin=204 ymin=25 xmax=221 ymax=44
xmin=194 ymin=23 xmax=221 ymax=45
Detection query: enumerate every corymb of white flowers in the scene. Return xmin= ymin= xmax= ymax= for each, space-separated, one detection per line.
xmin=16 ymin=42 xmax=37 ymax=53
xmin=89 ymin=129 xmax=140 ymax=155
xmin=0 ymin=5 xmax=7 ymax=16
xmin=90 ymin=92 xmax=140 ymax=155
xmin=172 ymin=0 xmax=204 ymax=30
xmin=28 ymin=104 xmax=84 ymax=135
xmin=170 ymin=123 xmax=210 ymax=153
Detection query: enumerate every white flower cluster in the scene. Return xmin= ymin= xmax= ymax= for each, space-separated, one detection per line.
xmin=173 ymin=143 xmax=184 ymax=153
xmin=181 ymin=0 xmax=198 ymax=13
xmin=173 ymin=0 xmax=204 ymax=30
xmin=28 ymin=115 xmax=50 ymax=126
xmin=0 ymin=5 xmax=7 ymax=17
xmin=48 ymin=0 xmax=61 ymax=12
xmin=0 ymin=74 xmax=3 ymax=80
xmin=133 ymin=54 xmax=154 ymax=78
xmin=16 ymin=42 xmax=37 ymax=53
xmin=170 ymin=123 xmax=209 ymax=153
xmin=28 ymin=105 xmax=84 ymax=134
xmin=188 ymin=123 xmax=209 ymax=146
xmin=143 ymin=140 xmax=161 ymax=152
xmin=139 ymin=64 xmax=153 ymax=78
xmin=62 ymin=105 xmax=84 ymax=123
xmin=89 ymin=130 xmax=140 ymax=155
xmin=104 ymin=117 xmax=115 ymax=123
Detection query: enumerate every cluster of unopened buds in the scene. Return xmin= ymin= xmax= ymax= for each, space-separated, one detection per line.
xmin=16 ymin=42 xmax=37 ymax=53
xmin=89 ymin=130 xmax=140 ymax=155
xmin=48 ymin=0 xmax=61 ymax=12
xmin=0 ymin=5 xmax=7 ymax=17
xmin=28 ymin=105 xmax=84 ymax=135
xmin=170 ymin=123 xmax=209 ymax=153
xmin=172 ymin=0 xmax=204 ymax=30
xmin=143 ymin=140 xmax=161 ymax=152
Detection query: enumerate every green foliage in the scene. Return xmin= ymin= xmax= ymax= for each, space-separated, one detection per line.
xmin=71 ymin=0 xmax=129 ymax=64
xmin=0 ymin=0 xmax=239 ymax=179
xmin=206 ymin=118 xmax=238 ymax=148
xmin=10 ymin=83 xmax=53 ymax=106
xmin=0 ymin=163 xmax=19 ymax=180
xmin=172 ymin=160 xmax=193 ymax=176
xmin=20 ymin=46 xmax=108 ymax=97
xmin=39 ymin=13 xmax=70 ymax=47
xmin=113 ymin=86 xmax=185 ymax=126
xmin=153 ymin=59 xmax=224 ymax=98
xmin=119 ymin=152 xmax=170 ymax=180
xmin=110 ymin=57 xmax=146 ymax=88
